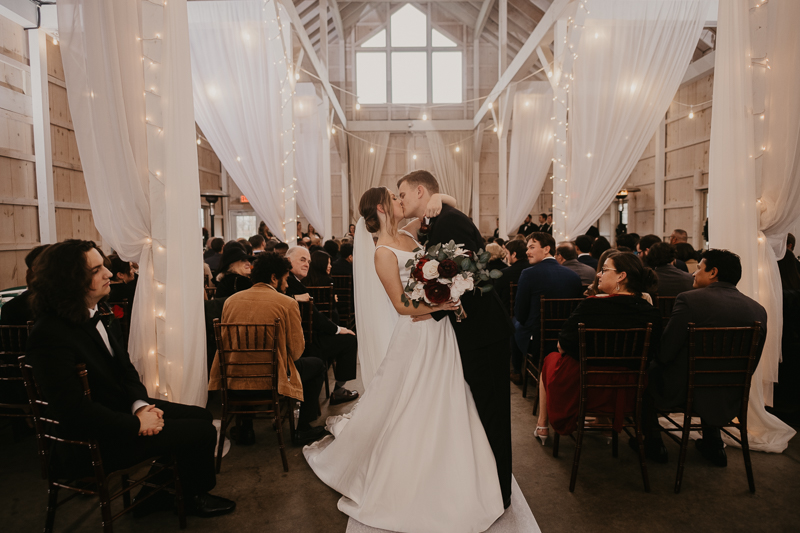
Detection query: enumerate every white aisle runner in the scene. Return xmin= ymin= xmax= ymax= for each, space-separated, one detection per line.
xmin=345 ymin=476 xmax=540 ymax=533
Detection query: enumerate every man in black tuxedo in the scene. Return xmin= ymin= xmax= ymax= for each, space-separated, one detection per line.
xmin=397 ymin=170 xmax=514 ymax=508
xmin=25 ymin=240 xmax=235 ymax=518
xmin=537 ymin=213 xmax=552 ymax=235
xmin=517 ymin=215 xmax=537 ymax=237
xmin=284 ymin=246 xmax=359 ymax=406
xmin=330 ymin=243 xmax=354 ymax=276
xmin=575 ymin=235 xmax=599 ymax=270
xmin=646 ymin=249 xmax=767 ymax=466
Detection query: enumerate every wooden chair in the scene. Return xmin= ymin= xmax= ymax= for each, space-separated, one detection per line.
xmin=306 ymin=285 xmax=335 ymax=320
xmin=656 ymin=296 xmax=677 ymax=325
xmin=658 ymin=322 xmax=762 ymax=494
xmin=332 ymin=275 xmax=355 ymax=329
xmin=19 ymin=357 xmax=185 ymax=532
xmin=523 ymin=298 xmax=584 ymax=404
xmin=105 ymin=300 xmax=131 ymax=346
xmin=0 ymin=322 xmax=33 ymax=425
xmin=297 ymin=299 xmax=331 ymax=400
xmin=509 ymin=282 xmax=518 ymax=319
xmin=213 ymin=319 xmax=295 ymax=473
xmin=205 ymin=286 xmax=217 ymax=300
xmin=553 ymin=324 xmax=653 ymax=493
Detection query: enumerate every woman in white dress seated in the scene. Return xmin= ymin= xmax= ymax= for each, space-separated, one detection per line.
xmin=304 ymin=187 xmax=504 ymax=533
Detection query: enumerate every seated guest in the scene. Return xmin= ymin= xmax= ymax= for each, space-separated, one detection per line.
xmin=512 ymin=233 xmax=583 ymax=383
xmin=639 ymin=234 xmax=688 ymax=273
xmin=495 ymin=237 xmax=506 ymax=248
xmin=675 ymin=242 xmax=699 ymax=273
xmin=331 ymin=243 xmax=353 ymax=276
xmin=0 ymin=244 xmax=49 ymax=326
xmin=285 ymin=247 xmax=359 ymax=406
xmin=108 ymin=254 xmax=138 ymax=304
xmin=646 ymin=250 xmax=767 ymax=466
xmin=304 ymin=251 xmax=334 ymax=288
xmin=203 ymin=237 xmax=224 ymax=275
xmin=517 ymin=214 xmax=537 ymax=237
xmin=584 ymin=249 xmax=619 ymax=297
xmin=779 ymin=246 xmax=800 ymax=290
xmin=493 ymin=217 xmax=500 ymax=240
xmin=274 ymin=242 xmax=289 ymax=257
xmin=495 ymin=240 xmax=530 ymax=313
xmin=299 ymin=236 xmax=312 ymax=248
xmin=237 ymin=239 xmax=253 ymax=256
xmin=214 ymin=246 xmax=253 ymax=299
xmin=644 ymin=242 xmax=694 ymax=297
xmin=248 ymin=234 xmax=266 ymax=254
xmin=786 ymin=233 xmax=800 ymax=273
xmin=26 ymin=240 xmax=235 ymax=517
xmin=258 ymin=221 xmax=274 ymax=240
xmin=615 ymin=233 xmax=639 ymax=252
xmin=575 ymin=235 xmax=598 ymax=270
xmin=208 ymin=253 xmax=328 ymax=446
xmin=535 ymin=252 xmax=661 ymax=443
xmin=348 ymin=223 xmax=356 ymax=239
xmin=590 ymin=236 xmax=611 ymax=263
xmin=669 ymin=228 xmax=689 ymax=245
xmin=555 ymin=242 xmax=596 ymax=286
xmin=485 ymin=243 xmax=508 ymax=271
xmin=297 ymin=221 xmax=306 ymax=240
xmin=323 ymin=239 xmax=339 ymax=260
xmin=203 ymin=262 xmax=214 ymax=288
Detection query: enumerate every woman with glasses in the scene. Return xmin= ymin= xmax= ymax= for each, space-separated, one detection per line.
xmin=533 ymin=252 xmax=662 ymax=444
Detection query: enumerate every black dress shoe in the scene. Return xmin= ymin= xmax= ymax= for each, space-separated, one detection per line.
xmin=292 ymin=425 xmax=330 ymax=446
xmin=695 ymin=439 xmax=727 ymax=467
xmin=132 ymin=489 xmax=174 ymax=519
xmin=230 ymin=425 xmax=256 ymax=446
xmin=330 ymin=388 xmax=359 ymax=405
xmin=186 ymin=493 xmax=236 ymax=518
xmin=629 ymin=436 xmax=668 ymax=464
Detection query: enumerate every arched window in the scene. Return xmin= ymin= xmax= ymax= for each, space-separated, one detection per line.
xmin=355 ymin=4 xmax=463 ymax=106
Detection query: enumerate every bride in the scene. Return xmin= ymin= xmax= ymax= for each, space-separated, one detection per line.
xmin=303 ymin=187 xmax=504 ymax=533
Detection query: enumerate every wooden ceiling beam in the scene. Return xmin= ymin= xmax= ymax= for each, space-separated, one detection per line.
xmin=475 ymin=0 xmax=496 ymax=37
xmin=329 ymin=0 xmax=345 ymax=40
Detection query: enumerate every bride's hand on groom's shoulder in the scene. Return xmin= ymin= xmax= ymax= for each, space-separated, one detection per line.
xmin=424 ymin=195 xmax=443 ymax=218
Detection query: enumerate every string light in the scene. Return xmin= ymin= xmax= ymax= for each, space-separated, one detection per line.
xmin=413 ymin=154 xmax=417 ymax=160
xmin=52 ymin=37 xmax=58 ymax=45
xmin=688 ymin=107 xmax=694 ymax=119
xmin=455 ymin=146 xmax=460 ymax=152
xmin=422 ymin=113 xmax=428 ymax=120
xmin=369 ymin=147 xmax=374 ymax=153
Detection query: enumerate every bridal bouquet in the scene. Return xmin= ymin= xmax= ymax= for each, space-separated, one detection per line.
xmin=401 ymin=240 xmax=503 ymax=319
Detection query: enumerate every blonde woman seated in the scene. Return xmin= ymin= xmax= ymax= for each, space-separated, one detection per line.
xmin=534 ymin=252 xmax=662 ymax=443
xmin=485 ymin=242 xmax=508 ymax=271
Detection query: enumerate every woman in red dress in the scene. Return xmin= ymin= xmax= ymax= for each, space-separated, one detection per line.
xmin=534 ymin=252 xmax=662 ymax=442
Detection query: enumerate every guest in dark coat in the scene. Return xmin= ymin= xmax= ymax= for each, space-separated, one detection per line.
xmin=494 ymin=240 xmax=530 ymax=314
xmin=575 ymin=235 xmax=599 ymax=270
xmin=517 ymin=215 xmax=537 ymax=237
xmin=203 ymin=237 xmax=224 ymax=275
xmin=26 ymin=240 xmax=235 ymax=517
xmin=535 ymin=253 xmax=661 ymax=442
xmin=644 ymin=242 xmax=694 ymax=297
xmin=513 ymin=233 xmax=583 ymax=379
xmin=213 ymin=246 xmax=253 ymax=299
xmin=646 ymin=250 xmax=767 ymax=466
xmin=330 ymin=243 xmax=353 ymax=276
xmin=0 ymin=244 xmax=49 ymax=326
xmin=485 ymin=243 xmax=508 ymax=272
xmin=555 ymin=241 xmax=597 ymax=286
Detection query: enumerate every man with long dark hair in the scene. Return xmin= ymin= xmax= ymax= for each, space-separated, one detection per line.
xmin=26 ymin=240 xmax=235 ymax=519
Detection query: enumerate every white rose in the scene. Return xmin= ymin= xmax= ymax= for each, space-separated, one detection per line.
xmin=411 ymin=284 xmax=426 ymax=301
xmin=422 ymin=260 xmax=440 ymax=280
xmin=451 ymin=275 xmax=474 ymax=300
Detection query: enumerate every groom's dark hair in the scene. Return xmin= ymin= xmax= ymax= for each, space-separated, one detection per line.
xmin=397 ymin=170 xmax=440 ymax=194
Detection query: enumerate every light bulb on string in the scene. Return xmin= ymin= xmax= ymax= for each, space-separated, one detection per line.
xmin=413 ymin=154 xmax=417 ymax=160
xmin=369 ymin=147 xmax=374 ymax=153
xmin=455 ymin=146 xmax=460 ymax=153
xmin=422 ymin=113 xmax=428 ymax=121
xmin=688 ymin=106 xmax=694 ymax=119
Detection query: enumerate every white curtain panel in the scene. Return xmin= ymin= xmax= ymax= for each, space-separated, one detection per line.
xmin=294 ymin=83 xmax=326 ymax=237
xmin=565 ymin=0 xmax=709 ymax=238
xmin=58 ymin=0 xmax=159 ymax=392
xmin=708 ymin=0 xmax=796 ymax=452
xmin=187 ymin=0 xmax=289 ymax=240
xmin=349 ymin=132 xmax=390 ymax=217
xmin=507 ymin=82 xmax=554 ymax=233
xmin=426 ymin=132 xmax=473 ymax=214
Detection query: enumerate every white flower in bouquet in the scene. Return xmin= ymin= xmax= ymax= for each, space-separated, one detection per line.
xmin=411 ymin=283 xmax=426 ymax=301
xmin=450 ymin=275 xmax=475 ymax=300
xmin=422 ymin=259 xmax=440 ymax=280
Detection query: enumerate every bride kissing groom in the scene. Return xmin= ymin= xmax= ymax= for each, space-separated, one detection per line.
xmin=303 ymin=170 xmax=513 ymax=533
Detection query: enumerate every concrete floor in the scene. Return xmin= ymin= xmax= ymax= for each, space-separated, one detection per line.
xmin=2 ymin=373 xmax=799 ymax=533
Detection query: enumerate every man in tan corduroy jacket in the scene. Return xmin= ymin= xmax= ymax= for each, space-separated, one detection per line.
xmin=208 ymin=253 xmax=327 ymax=446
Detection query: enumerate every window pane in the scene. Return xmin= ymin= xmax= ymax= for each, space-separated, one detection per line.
xmin=235 ymin=215 xmax=256 ymax=240
xmin=391 ymin=4 xmax=426 ymax=47
xmin=391 ymin=52 xmax=427 ymax=104
xmin=362 ymin=29 xmax=386 ymax=48
xmin=432 ymin=52 xmax=462 ymax=103
xmin=356 ymin=52 xmax=387 ymax=104
xmin=432 ymin=29 xmax=457 ymax=47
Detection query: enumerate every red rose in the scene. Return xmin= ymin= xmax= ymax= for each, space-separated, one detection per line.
xmin=425 ymin=281 xmax=451 ymax=304
xmin=413 ymin=258 xmax=429 ymax=282
xmin=112 ymin=305 xmax=124 ymax=319
xmin=437 ymin=259 xmax=459 ymax=278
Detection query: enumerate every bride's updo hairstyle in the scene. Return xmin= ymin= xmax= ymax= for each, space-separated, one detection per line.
xmin=359 ymin=187 xmax=395 ymax=234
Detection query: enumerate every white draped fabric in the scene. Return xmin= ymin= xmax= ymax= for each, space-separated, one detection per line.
xmin=708 ymin=0 xmax=796 ymax=452
xmin=58 ymin=0 xmax=158 ymax=394
xmin=566 ymin=0 xmax=709 ymax=238
xmin=187 ymin=0 xmax=289 ymax=240
xmin=349 ymin=133 xmax=390 ymax=217
xmin=506 ymin=82 xmax=554 ymax=233
xmin=294 ymin=83 xmax=326 ymax=237
xmin=58 ymin=0 xmax=208 ymax=405
xmin=426 ymin=132 xmax=473 ymax=213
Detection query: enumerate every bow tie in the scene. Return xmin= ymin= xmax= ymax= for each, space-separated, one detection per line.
xmin=88 ymin=313 xmax=103 ymax=328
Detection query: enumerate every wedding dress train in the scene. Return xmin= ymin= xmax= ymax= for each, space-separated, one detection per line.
xmin=303 ymin=237 xmax=504 ymax=533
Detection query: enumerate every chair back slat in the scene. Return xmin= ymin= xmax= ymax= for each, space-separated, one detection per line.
xmin=205 ymin=286 xmax=217 ymax=300
xmin=578 ymin=324 xmax=653 ymax=385
xmin=306 ymin=285 xmax=335 ymax=319
xmin=213 ymin=319 xmax=281 ymax=395
xmin=539 ymin=298 xmax=584 ymax=355
xmin=656 ymin=296 xmax=676 ymax=325
xmin=687 ymin=322 xmax=761 ymax=397
xmin=299 ymin=300 xmax=314 ymax=345
xmin=1 ymin=323 xmax=34 ymax=416
xmin=332 ymin=275 xmax=355 ymax=328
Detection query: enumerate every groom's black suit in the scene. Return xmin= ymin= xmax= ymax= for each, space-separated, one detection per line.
xmin=424 ymin=204 xmax=513 ymax=504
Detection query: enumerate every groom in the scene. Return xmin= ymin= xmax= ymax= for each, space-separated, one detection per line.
xmin=398 ymin=170 xmax=514 ymax=508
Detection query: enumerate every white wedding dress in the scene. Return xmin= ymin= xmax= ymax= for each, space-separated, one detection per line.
xmin=303 ymin=229 xmax=504 ymax=533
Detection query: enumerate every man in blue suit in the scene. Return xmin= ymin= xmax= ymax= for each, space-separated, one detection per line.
xmin=511 ymin=233 xmax=583 ymax=378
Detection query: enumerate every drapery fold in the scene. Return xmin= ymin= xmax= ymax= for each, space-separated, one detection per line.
xmin=506 ymin=82 xmax=554 ymax=233
xmin=294 ymin=83 xmax=326 ymax=237
xmin=426 ymin=132 xmax=473 ymax=214
xmin=566 ymin=0 xmax=709 ymax=238
xmin=349 ymin=132 xmax=390 ymax=219
xmin=708 ymin=0 xmax=796 ymax=452
xmin=187 ymin=0 xmax=289 ymax=240
xmin=58 ymin=0 xmax=158 ymax=393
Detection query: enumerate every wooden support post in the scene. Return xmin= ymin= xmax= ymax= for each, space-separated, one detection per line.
xmin=28 ymin=29 xmax=56 ymax=243
xmin=654 ymin=117 xmax=666 ymax=238
xmin=552 ymin=18 xmax=568 ymax=241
